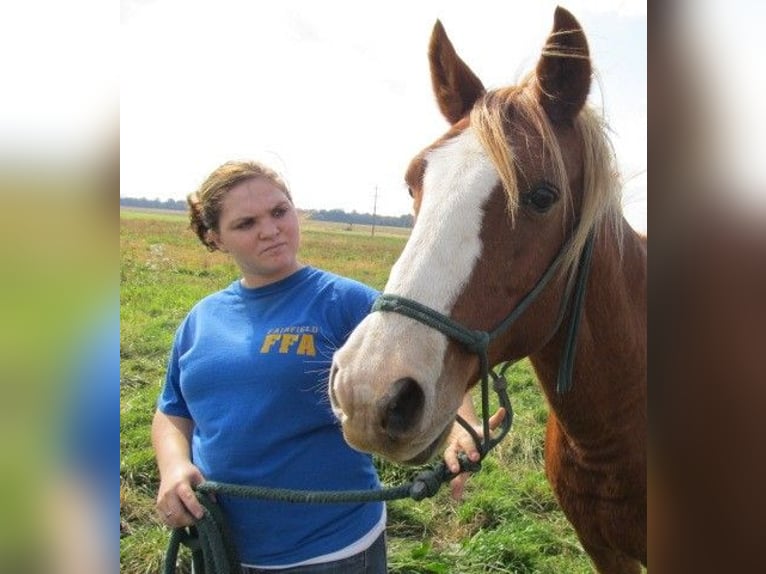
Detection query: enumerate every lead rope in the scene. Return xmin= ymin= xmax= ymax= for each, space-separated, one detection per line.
xmin=164 ymin=374 xmax=513 ymax=574
xmin=163 ymin=459 xmax=484 ymax=574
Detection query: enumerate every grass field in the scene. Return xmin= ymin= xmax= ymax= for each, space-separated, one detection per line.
xmin=119 ymin=207 xmax=592 ymax=573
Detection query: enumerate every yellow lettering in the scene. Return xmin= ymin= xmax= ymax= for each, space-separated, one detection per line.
xmin=261 ymin=332 xmax=317 ymax=355
xmin=278 ymin=334 xmax=300 ymax=353
xmin=260 ymin=334 xmax=280 ymax=353
xmin=296 ymin=334 xmax=316 ymax=356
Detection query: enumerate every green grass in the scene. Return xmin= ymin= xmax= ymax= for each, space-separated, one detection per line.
xmin=120 ymin=209 xmax=592 ymax=573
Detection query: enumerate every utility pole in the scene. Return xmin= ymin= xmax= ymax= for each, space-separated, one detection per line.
xmin=371 ymin=186 xmax=378 ymax=237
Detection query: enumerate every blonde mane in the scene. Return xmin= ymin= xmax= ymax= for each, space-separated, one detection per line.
xmin=470 ymin=73 xmax=625 ymax=275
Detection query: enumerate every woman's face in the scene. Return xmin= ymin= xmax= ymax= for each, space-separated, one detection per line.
xmin=210 ymin=177 xmax=301 ymax=287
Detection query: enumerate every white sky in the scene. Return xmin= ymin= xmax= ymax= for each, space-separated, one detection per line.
xmin=121 ymin=0 xmax=646 ymax=231
xmin=0 ymin=1 xmax=117 ymax=161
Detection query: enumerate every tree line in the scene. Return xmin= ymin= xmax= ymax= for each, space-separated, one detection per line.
xmin=120 ymin=198 xmax=414 ymax=229
xmin=309 ymin=209 xmax=413 ymax=229
xmin=120 ymin=197 xmax=188 ymax=210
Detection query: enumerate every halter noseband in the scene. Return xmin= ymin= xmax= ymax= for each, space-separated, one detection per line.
xmin=371 ymin=230 xmax=595 ymax=459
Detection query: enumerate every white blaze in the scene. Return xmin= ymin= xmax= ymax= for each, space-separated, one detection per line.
xmin=386 ymin=128 xmax=499 ymax=312
xmin=330 ymin=127 xmax=500 ymax=445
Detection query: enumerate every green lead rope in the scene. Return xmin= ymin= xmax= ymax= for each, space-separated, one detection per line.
xmin=163 ymin=455 xmax=484 ymax=574
xmin=164 ymin=366 xmax=515 ymax=574
xmin=164 ymin=490 xmax=238 ymax=574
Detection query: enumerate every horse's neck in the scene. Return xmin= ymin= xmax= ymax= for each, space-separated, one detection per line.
xmin=530 ymin=222 xmax=647 ymax=449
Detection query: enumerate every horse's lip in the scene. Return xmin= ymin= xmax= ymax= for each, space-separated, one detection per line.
xmin=403 ymin=422 xmax=453 ymax=465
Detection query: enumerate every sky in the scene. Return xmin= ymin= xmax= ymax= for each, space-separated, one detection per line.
xmin=121 ymin=0 xmax=646 ymax=231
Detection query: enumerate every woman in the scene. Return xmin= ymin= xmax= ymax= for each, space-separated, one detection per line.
xmin=152 ymin=160 xmax=386 ymax=572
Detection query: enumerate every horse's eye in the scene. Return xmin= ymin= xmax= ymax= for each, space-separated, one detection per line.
xmin=522 ymin=185 xmax=559 ymax=213
xmin=407 ymin=186 xmax=414 ymax=198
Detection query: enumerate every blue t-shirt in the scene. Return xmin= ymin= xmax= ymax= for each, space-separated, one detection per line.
xmin=158 ymin=267 xmax=383 ymax=566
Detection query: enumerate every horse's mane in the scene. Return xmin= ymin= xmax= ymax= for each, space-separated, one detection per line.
xmin=470 ymin=72 xmax=625 ymax=276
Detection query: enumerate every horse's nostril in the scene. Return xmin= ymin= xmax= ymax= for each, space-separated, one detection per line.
xmin=380 ymin=377 xmax=424 ymax=438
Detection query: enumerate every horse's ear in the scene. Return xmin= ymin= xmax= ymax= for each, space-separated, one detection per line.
xmin=429 ymin=20 xmax=486 ymax=125
xmin=535 ymin=7 xmax=591 ymax=123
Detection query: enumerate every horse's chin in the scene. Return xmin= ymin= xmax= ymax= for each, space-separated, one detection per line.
xmin=402 ymin=422 xmax=453 ymax=465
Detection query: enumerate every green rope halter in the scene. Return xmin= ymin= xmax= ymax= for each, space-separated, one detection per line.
xmin=373 ymin=230 xmax=595 ymax=450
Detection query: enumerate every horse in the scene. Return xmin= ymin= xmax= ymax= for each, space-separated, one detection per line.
xmin=329 ymin=7 xmax=646 ymax=573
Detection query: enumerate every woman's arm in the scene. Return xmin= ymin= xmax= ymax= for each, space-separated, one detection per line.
xmin=151 ymin=411 xmax=207 ymax=526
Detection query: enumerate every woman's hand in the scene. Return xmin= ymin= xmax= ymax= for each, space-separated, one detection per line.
xmin=155 ymin=460 xmax=207 ymax=527
xmin=443 ymin=407 xmax=506 ymax=501
xmin=151 ymin=411 xmax=207 ymax=527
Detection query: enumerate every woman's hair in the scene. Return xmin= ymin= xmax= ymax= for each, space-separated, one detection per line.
xmin=187 ymin=160 xmax=292 ymax=251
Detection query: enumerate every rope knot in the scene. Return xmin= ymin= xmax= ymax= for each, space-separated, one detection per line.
xmin=458 ymin=456 xmax=482 ymax=474
xmin=409 ymin=468 xmax=446 ymax=501
xmin=491 ymin=370 xmax=508 ymax=392
xmin=464 ymin=330 xmax=490 ymax=354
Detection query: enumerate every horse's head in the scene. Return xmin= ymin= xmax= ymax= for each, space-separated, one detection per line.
xmin=330 ymin=7 xmax=622 ymax=463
